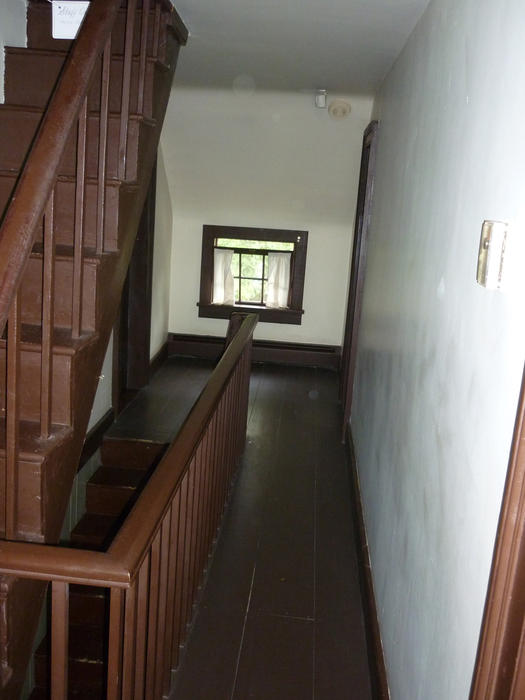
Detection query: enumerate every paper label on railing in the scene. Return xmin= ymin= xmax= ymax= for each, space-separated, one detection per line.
xmin=52 ymin=1 xmax=90 ymax=40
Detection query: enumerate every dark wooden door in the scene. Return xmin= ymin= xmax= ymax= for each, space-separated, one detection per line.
xmin=340 ymin=120 xmax=379 ymax=440
xmin=470 ymin=362 xmax=525 ymax=700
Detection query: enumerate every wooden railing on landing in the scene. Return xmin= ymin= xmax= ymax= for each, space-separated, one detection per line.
xmin=0 ymin=313 xmax=257 ymax=699
xmin=0 ymin=0 xmax=180 ymax=540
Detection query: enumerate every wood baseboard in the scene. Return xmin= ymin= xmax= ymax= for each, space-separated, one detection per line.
xmin=149 ymin=340 xmax=169 ymax=378
xmin=168 ymin=333 xmax=341 ymax=370
xmin=345 ymin=423 xmax=390 ymax=700
xmin=79 ymin=408 xmax=115 ymax=470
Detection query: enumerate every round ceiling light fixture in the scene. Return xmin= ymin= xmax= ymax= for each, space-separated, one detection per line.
xmin=328 ymin=99 xmax=351 ymax=120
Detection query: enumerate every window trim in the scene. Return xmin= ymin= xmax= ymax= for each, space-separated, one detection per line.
xmin=198 ymin=225 xmax=308 ymax=325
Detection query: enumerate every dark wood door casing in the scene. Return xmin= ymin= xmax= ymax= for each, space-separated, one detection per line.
xmin=340 ymin=120 xmax=379 ymax=441
xmin=470 ymin=363 xmax=525 ymax=700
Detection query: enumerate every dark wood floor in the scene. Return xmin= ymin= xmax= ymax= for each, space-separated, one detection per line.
xmin=157 ymin=360 xmax=372 ymax=700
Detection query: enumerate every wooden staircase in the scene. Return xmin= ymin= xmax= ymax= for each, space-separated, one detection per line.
xmin=31 ymin=437 xmax=167 ymax=698
xmin=0 ymin=0 xmax=188 ymax=695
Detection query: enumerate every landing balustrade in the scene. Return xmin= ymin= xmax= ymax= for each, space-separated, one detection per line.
xmin=0 ymin=313 xmax=257 ymax=699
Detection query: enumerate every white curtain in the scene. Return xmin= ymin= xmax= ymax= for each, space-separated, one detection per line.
xmin=266 ymin=252 xmax=291 ymax=308
xmin=213 ymin=249 xmax=235 ymax=305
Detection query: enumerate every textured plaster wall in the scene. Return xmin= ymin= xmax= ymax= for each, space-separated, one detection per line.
xmin=160 ymin=87 xmax=373 ymax=345
xmin=352 ymin=0 xmax=525 ymax=698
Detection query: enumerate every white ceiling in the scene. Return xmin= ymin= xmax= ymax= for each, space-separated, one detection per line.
xmin=172 ymin=0 xmax=432 ymax=95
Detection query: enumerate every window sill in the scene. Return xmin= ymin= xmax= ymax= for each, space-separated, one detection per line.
xmin=197 ymin=303 xmax=304 ymax=325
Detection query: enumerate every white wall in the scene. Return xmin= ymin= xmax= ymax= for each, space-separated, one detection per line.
xmin=353 ymin=0 xmax=525 ymax=698
xmin=0 ymin=0 xmax=27 ymax=103
xmin=150 ymin=145 xmax=173 ymax=358
xmin=161 ymin=87 xmax=373 ymax=345
xmin=87 ymin=336 xmax=113 ymax=431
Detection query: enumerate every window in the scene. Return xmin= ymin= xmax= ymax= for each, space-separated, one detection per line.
xmin=198 ymin=225 xmax=308 ymax=324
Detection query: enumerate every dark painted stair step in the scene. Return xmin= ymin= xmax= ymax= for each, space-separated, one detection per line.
xmin=70 ymin=513 xmax=119 ymax=551
xmin=86 ymin=465 xmax=148 ymax=516
xmin=34 ymin=624 xmax=106 ymax=691
xmin=0 ymin=420 xmax=73 ymax=540
xmin=69 ymin=585 xmax=108 ymax=629
xmin=5 ymin=47 xmax=167 ymax=121
xmin=20 ymin=246 xmax=116 ymax=333
xmin=0 ymin=325 xmax=97 ymax=426
xmin=0 ymin=171 xmax=124 ymax=252
xmin=0 ymin=104 xmax=152 ymax=182
xmin=100 ymin=436 xmax=167 ymax=470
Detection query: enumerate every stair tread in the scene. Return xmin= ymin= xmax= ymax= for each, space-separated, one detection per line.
xmin=0 ymin=101 xmax=156 ymax=126
xmin=70 ymin=513 xmax=118 ymax=549
xmin=0 ymin=168 xmax=125 ymax=187
xmin=30 ymin=242 xmax=105 ymax=264
xmin=0 ymin=324 xmax=97 ymax=355
xmin=0 ymin=419 xmax=72 ymax=459
xmin=5 ymin=44 xmax=169 ymax=67
xmin=89 ymin=465 xmax=147 ymax=488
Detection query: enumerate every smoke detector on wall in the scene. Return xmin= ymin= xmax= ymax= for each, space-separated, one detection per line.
xmin=328 ymin=99 xmax=351 ymax=120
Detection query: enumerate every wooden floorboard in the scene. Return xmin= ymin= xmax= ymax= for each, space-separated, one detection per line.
xmin=167 ymin=362 xmax=372 ymax=700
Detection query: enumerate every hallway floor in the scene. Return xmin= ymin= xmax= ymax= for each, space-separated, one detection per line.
xmin=166 ymin=361 xmax=372 ymax=700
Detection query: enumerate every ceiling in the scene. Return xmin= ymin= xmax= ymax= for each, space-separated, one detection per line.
xmin=172 ymin=0 xmax=432 ymax=95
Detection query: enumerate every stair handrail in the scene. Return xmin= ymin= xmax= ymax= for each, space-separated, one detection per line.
xmin=0 ymin=313 xmax=257 ymax=586
xmin=0 ymin=0 xmax=171 ymax=337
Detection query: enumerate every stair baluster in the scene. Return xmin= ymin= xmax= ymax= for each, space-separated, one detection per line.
xmin=96 ymin=38 xmax=112 ymax=256
xmin=138 ymin=0 xmax=151 ymax=116
xmin=40 ymin=192 xmax=56 ymax=439
xmin=119 ymin=0 xmax=137 ymax=181
xmin=72 ymin=98 xmax=88 ymax=340
xmin=5 ymin=294 xmax=21 ymax=540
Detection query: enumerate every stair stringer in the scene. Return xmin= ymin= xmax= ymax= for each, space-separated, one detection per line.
xmin=0 ymin=19 xmax=183 ymax=698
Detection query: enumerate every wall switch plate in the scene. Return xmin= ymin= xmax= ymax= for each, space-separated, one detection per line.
xmin=476 ymin=220 xmax=508 ymax=289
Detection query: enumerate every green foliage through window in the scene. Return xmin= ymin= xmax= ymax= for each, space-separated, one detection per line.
xmin=215 ymin=238 xmax=293 ymax=305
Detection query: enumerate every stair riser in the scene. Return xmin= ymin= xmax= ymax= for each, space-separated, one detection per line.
xmin=86 ymin=484 xmax=137 ymax=516
xmin=5 ymin=51 xmax=157 ymax=121
xmin=0 ymin=350 xmax=72 ymax=425
xmin=69 ymin=591 xmax=107 ymax=628
xmin=20 ymin=256 xmax=99 ymax=332
xmin=101 ymin=438 xmax=166 ymax=469
xmin=0 ymin=177 xmax=121 ymax=252
xmin=0 ymin=109 xmax=142 ymax=181
xmin=34 ymin=657 xmax=105 ymax=692
xmin=27 ymin=4 xmax=166 ymax=59
xmin=0 ymin=458 xmax=43 ymax=541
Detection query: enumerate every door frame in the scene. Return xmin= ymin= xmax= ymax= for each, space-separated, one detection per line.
xmin=112 ymin=161 xmax=157 ymax=413
xmin=340 ymin=120 xmax=379 ymax=440
xmin=470 ymin=362 xmax=525 ymax=699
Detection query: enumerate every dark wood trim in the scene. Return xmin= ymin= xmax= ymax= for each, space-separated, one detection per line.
xmin=149 ymin=340 xmax=169 ymax=378
xmin=169 ymin=7 xmax=189 ymax=45
xmin=168 ymin=333 xmax=341 ymax=370
xmin=346 ymin=423 xmax=390 ymax=700
xmin=470 ymin=363 xmax=525 ymax=700
xmin=78 ymin=409 xmax=115 ymax=471
xmin=198 ymin=303 xmax=303 ymax=325
xmin=125 ymin=162 xmax=157 ymax=390
xmin=340 ymin=121 xmax=379 ymax=441
xmin=199 ymin=225 xmax=308 ymax=325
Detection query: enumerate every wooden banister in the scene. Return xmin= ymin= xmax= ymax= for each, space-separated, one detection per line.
xmin=0 ymin=313 xmax=256 ymax=697
xmin=0 ymin=0 xmax=121 ymax=337
xmin=0 ymin=314 xmax=257 ymax=588
xmin=109 ymin=313 xmax=258 ymax=574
